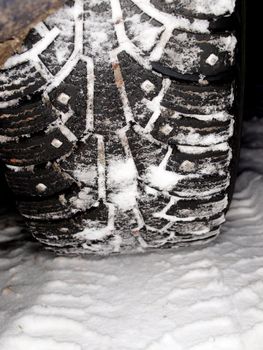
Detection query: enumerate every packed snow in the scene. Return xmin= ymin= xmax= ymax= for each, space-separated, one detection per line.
xmin=0 ymin=118 xmax=263 ymax=349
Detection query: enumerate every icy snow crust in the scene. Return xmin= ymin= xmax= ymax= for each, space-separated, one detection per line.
xmin=0 ymin=119 xmax=263 ymax=349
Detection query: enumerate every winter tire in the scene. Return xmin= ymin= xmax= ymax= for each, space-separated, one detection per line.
xmin=0 ymin=0 xmax=244 ymax=254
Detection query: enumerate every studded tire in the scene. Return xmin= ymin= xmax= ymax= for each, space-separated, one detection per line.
xmin=0 ymin=0 xmax=243 ymax=255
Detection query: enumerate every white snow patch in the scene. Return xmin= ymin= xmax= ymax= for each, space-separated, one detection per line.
xmin=125 ymin=14 xmax=164 ymax=52
xmin=180 ymin=0 xmax=236 ymax=16
xmin=168 ymin=110 xmax=233 ymax=122
xmin=76 ymin=222 xmax=113 ymax=241
xmin=83 ymin=6 xmax=114 ymax=63
xmin=44 ymin=5 xmax=76 ymax=65
xmin=70 ymin=187 xmax=95 ymax=210
xmin=131 ymin=0 xmax=210 ymax=33
xmin=145 ymin=165 xmax=186 ymax=191
xmin=164 ymin=32 xmax=202 ymax=74
xmin=75 ymin=204 xmax=115 ymax=242
xmin=178 ymin=142 xmax=229 ymax=154
xmin=218 ymin=35 xmax=237 ymax=62
xmin=107 ymin=158 xmax=138 ymax=210
xmin=173 ymin=121 xmax=234 ymax=146
xmin=73 ymin=165 xmax=97 ymax=186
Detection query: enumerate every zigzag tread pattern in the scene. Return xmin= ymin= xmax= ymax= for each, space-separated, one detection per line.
xmin=0 ymin=0 xmax=238 ymax=254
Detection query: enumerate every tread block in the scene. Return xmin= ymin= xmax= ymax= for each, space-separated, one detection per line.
xmin=156 ymin=30 xmax=236 ymax=77
xmin=150 ymin=0 xmax=235 ymax=20
xmin=5 ymin=164 xmax=74 ymax=198
xmin=151 ymin=109 xmax=234 ymax=146
xmin=118 ymin=52 xmax=163 ymax=128
xmin=128 ymin=128 xmax=231 ymax=196
xmin=49 ymin=60 xmax=89 ymax=139
xmin=17 ymin=184 xmax=97 ymax=220
xmin=121 ymin=0 xmax=164 ymax=53
xmin=0 ymin=97 xmax=57 ymax=137
xmin=0 ymin=128 xmax=74 ymax=166
xmin=167 ymin=194 xmax=227 ymax=218
xmin=26 ymin=204 xmax=116 ymax=250
xmin=162 ymin=80 xmax=234 ymax=114
xmin=0 ymin=63 xmax=46 ymax=104
xmin=58 ymin=136 xmax=98 ymax=188
xmin=167 ymin=145 xmax=231 ymax=176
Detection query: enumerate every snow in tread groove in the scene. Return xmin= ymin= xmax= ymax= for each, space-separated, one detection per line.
xmin=0 ymin=118 xmax=263 ymax=349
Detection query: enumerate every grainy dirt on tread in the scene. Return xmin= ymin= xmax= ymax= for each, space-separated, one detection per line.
xmin=0 ymin=0 xmax=240 ymax=254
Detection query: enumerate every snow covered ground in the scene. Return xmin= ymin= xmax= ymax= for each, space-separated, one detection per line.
xmin=0 ymin=118 xmax=263 ymax=350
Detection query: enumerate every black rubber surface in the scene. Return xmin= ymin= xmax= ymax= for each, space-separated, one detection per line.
xmin=0 ymin=0 xmax=242 ymax=254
